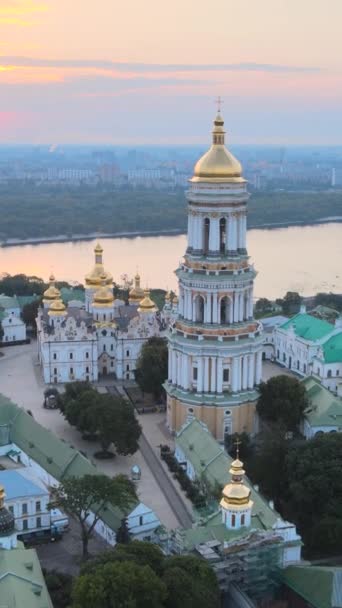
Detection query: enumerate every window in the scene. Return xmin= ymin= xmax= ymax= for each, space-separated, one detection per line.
xmin=54 ymin=368 xmax=57 ymax=375
xmin=36 ymin=501 xmax=41 ymax=512
xmin=36 ymin=516 xmax=41 ymax=528
xmin=70 ymin=367 xmax=73 ymax=375
xmin=103 ymin=314 xmax=106 ymax=321
xmin=297 ymin=360 xmax=300 ymax=370
xmin=193 ymin=367 xmax=198 ymax=380
xmin=126 ymin=373 xmax=129 ymax=380
xmin=111 ymin=361 xmax=114 ymax=367
xmin=126 ymin=364 xmax=129 ymax=371
xmin=8 ymin=505 xmax=14 ymax=514
xmin=22 ymin=503 xmax=27 ymax=515
xmin=327 ymin=369 xmax=332 ymax=378
xmin=139 ymin=516 xmax=143 ymax=526
xmin=86 ymin=352 xmax=89 ymax=359
xmin=241 ymin=514 xmax=245 ymax=526
xmin=69 ymin=353 xmax=73 ymax=360
xmin=103 ymin=344 xmax=106 ymax=352
xmin=23 ymin=519 xmax=28 ymax=530
xmin=303 ymin=364 xmax=307 ymax=373
xmin=337 ymin=370 xmax=340 ymax=376
xmin=126 ymin=350 xmax=130 ymax=357
xmin=283 ymin=353 xmax=286 ymax=362
xmin=223 ymin=368 xmax=229 ymax=382
xmin=86 ymin=366 xmax=89 ymax=374
xmin=110 ymin=344 xmax=114 ymax=351
xmin=231 ymin=514 xmax=236 ymax=528
xmin=53 ymin=353 xmax=57 ymax=360
xmin=86 ymin=375 xmax=89 ymax=381
xmin=277 ymin=349 xmax=279 ymax=359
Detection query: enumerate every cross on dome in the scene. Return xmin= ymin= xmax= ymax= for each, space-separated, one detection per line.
xmin=215 ymin=95 xmax=224 ymax=113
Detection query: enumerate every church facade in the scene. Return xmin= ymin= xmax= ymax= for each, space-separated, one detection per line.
xmin=165 ymin=110 xmax=263 ymax=441
xmin=37 ymin=244 xmax=169 ymax=384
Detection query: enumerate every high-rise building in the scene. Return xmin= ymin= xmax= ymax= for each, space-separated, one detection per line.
xmin=165 ymin=111 xmax=263 ymax=441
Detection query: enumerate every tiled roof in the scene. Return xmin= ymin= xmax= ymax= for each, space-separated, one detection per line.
xmin=0 ymin=544 xmax=53 ymax=607
xmin=280 ymin=313 xmax=333 ymax=341
xmin=283 ymin=565 xmax=342 ymax=608
xmin=0 ymin=470 xmax=47 ymax=500
xmin=302 ymin=377 xmax=342 ymax=428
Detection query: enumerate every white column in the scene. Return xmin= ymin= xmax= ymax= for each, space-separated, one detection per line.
xmin=217 ymin=358 xmax=223 ymax=393
xmin=186 ymin=291 xmax=191 ymax=320
xmin=212 ymin=293 xmax=218 ymax=323
xmin=231 ymin=215 xmax=237 ymax=251
xmin=233 ymin=293 xmax=239 ymax=323
xmin=210 ymin=357 xmax=216 ymax=392
xmin=232 ymin=357 xmax=239 ymax=392
xmin=197 ymin=358 xmax=204 ymax=393
xmin=206 ymin=294 xmax=212 ymax=323
xmin=187 ymin=214 xmax=192 ymax=248
xmin=192 ymin=295 xmax=196 ymax=322
xmin=239 ymin=293 xmax=244 ymax=321
xmin=209 ymin=217 xmax=218 ymax=253
xmin=241 ymin=214 xmax=247 ymax=249
xmin=204 ymin=357 xmax=209 ymax=392
xmin=229 ymin=297 xmax=234 ymax=324
xmin=242 ymin=356 xmax=248 ymax=390
xmin=248 ymin=354 xmax=255 ymax=388
xmin=196 ymin=216 xmax=203 ymax=250
xmin=227 ymin=216 xmax=234 ymax=252
xmin=255 ymin=351 xmax=262 ymax=384
xmin=177 ymin=353 xmax=182 ymax=386
xmin=237 ymin=357 xmax=242 ymax=391
xmin=183 ymin=355 xmax=190 ymax=390
xmin=172 ymin=350 xmax=177 ymax=384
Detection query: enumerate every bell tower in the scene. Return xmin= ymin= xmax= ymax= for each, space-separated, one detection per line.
xmin=165 ymin=108 xmax=263 ymax=441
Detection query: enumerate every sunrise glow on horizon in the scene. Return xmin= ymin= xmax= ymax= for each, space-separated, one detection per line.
xmin=0 ymin=0 xmax=342 ymax=144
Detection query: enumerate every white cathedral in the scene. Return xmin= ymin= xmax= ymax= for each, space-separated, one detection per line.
xmin=36 ymin=243 xmax=176 ymax=384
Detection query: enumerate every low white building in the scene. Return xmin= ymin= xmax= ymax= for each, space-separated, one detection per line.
xmin=0 ymin=295 xmax=27 ymax=345
xmin=0 ymin=469 xmax=50 ymax=535
xmin=273 ymin=309 xmax=342 ymax=394
xmin=301 ymin=376 xmax=342 ymax=439
xmin=260 ymin=315 xmax=289 ymax=360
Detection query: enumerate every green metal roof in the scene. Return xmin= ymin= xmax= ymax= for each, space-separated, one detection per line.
xmin=0 ymin=544 xmax=53 ymax=608
xmin=302 ymin=377 xmax=342 ymax=428
xmin=0 ymin=393 xmax=138 ymax=532
xmin=322 ymin=332 xmax=342 ymax=364
xmin=283 ymin=565 xmax=342 ymax=608
xmin=60 ymin=288 xmax=85 ymax=303
xmin=0 ymin=295 xmax=19 ymax=310
xmin=176 ymin=419 xmax=279 ymax=549
xmin=280 ymin=313 xmax=333 ymax=341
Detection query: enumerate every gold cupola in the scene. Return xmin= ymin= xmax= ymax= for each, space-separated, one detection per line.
xmin=138 ymin=289 xmax=157 ymax=313
xmin=220 ymin=455 xmax=253 ymax=511
xmin=191 ymin=112 xmax=243 ymax=183
xmin=43 ymin=273 xmax=61 ymax=304
xmin=48 ymin=298 xmax=66 ymax=317
xmin=93 ymin=275 xmax=114 ymax=308
xmin=129 ymin=272 xmax=145 ymax=304
xmin=85 ymin=242 xmax=113 ymax=287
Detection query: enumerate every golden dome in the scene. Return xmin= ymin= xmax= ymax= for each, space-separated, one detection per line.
xmin=93 ymin=276 xmax=114 ymax=308
xmin=43 ymin=274 xmax=60 ymax=303
xmin=191 ymin=112 xmax=243 ymax=183
xmin=129 ymin=273 xmax=145 ymax=304
xmin=48 ymin=298 xmax=66 ymax=316
xmin=172 ymin=294 xmax=179 ymax=304
xmin=220 ymin=455 xmax=253 ymax=509
xmin=85 ymin=242 xmax=113 ymax=287
xmin=138 ymin=289 xmax=157 ymax=313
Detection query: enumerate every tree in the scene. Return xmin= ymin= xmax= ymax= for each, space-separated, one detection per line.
xmin=282 ymin=291 xmax=302 ymax=315
xmin=72 ymin=561 xmax=167 ymax=608
xmin=248 ymin=424 xmax=291 ymax=501
xmin=256 ymin=375 xmax=308 ymax=432
xmin=60 ymin=381 xmax=95 ymax=413
xmin=50 ymin=474 xmax=137 ymax=559
xmin=255 ymin=298 xmax=273 ymax=315
xmin=115 ymin=518 xmax=131 ymax=544
xmin=94 ymin=395 xmax=141 ymax=457
xmin=162 ymin=555 xmax=220 ymax=608
xmin=22 ymin=299 xmax=41 ymax=330
xmin=224 ymin=432 xmax=253 ymax=463
xmin=135 ymin=337 xmax=168 ymax=400
xmin=44 ymin=570 xmax=73 ymax=608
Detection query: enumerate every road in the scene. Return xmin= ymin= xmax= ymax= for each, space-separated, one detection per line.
xmin=139 ymin=433 xmax=193 ymax=529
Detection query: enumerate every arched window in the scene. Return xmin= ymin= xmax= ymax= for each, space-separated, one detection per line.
xmin=194 ymin=295 xmax=204 ymax=323
xmin=203 ymin=218 xmax=210 ymax=254
xmin=231 ymin=514 xmax=236 ymax=528
xmin=327 ymin=369 xmax=332 ymax=378
xmin=220 ymin=297 xmax=231 ymax=324
xmin=219 ymin=218 xmax=226 ymax=253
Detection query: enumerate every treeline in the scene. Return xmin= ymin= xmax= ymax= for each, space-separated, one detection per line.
xmin=0 ymin=184 xmax=341 ymax=240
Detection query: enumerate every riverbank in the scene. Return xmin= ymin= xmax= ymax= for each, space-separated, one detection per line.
xmin=2 ymin=216 xmax=342 ymax=248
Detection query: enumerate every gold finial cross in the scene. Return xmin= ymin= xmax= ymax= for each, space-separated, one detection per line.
xmin=215 ymin=96 xmax=223 ymax=113
xmin=234 ymin=438 xmax=242 ymax=458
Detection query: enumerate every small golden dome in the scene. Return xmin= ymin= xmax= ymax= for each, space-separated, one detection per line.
xmin=129 ymin=273 xmax=145 ymax=304
xmin=43 ymin=275 xmax=61 ymax=303
xmin=220 ymin=455 xmax=253 ymax=509
xmin=85 ymin=243 xmax=113 ymax=287
xmin=165 ymin=291 xmax=171 ymax=302
xmin=172 ymin=294 xmax=179 ymax=304
xmin=191 ymin=112 xmax=243 ymax=183
xmin=93 ymin=276 xmax=114 ymax=308
xmin=48 ymin=298 xmax=66 ymax=316
xmin=138 ymin=289 xmax=157 ymax=313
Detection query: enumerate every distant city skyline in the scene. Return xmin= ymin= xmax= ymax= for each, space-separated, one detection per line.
xmin=0 ymin=0 xmax=341 ymax=144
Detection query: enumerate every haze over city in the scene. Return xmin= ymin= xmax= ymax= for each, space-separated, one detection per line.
xmin=1 ymin=0 xmax=342 ymax=144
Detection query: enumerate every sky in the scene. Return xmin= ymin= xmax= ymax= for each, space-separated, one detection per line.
xmin=0 ymin=0 xmax=342 ymax=145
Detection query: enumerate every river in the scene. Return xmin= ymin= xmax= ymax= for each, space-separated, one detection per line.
xmin=0 ymin=223 xmax=341 ymax=300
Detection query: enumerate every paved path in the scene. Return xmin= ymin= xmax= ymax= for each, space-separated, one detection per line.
xmin=139 ymin=433 xmax=193 ymax=528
